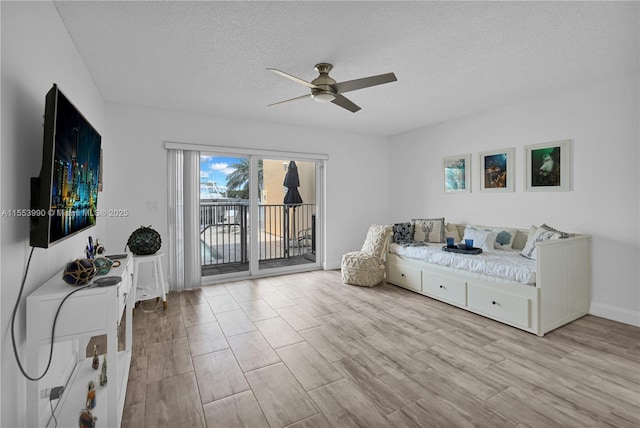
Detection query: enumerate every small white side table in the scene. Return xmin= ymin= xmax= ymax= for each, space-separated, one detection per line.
xmin=131 ymin=252 xmax=167 ymax=311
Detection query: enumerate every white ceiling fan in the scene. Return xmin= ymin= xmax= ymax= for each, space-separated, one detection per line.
xmin=267 ymin=63 xmax=397 ymax=113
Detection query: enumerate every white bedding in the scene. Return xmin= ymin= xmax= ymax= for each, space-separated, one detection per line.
xmin=389 ymin=243 xmax=537 ymax=284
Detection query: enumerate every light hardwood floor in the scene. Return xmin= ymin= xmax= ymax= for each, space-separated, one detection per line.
xmin=121 ymin=270 xmax=640 ymax=428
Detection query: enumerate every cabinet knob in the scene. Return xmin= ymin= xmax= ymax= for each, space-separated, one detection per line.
xmin=492 ymin=301 xmax=497 ymax=305
xmin=401 ymin=273 xmax=405 ymax=277
xmin=439 ymin=285 xmax=444 ymax=289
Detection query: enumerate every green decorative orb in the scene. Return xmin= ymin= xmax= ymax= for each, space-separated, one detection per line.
xmin=127 ymin=226 xmax=162 ymax=255
xmin=62 ymin=258 xmax=97 ymax=286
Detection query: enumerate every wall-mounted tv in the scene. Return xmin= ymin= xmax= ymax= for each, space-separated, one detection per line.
xmin=30 ymin=84 xmax=102 ymax=248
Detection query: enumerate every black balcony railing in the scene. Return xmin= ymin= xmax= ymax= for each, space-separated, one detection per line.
xmin=200 ymin=202 xmax=248 ymax=266
xmin=200 ymin=201 xmax=315 ymax=269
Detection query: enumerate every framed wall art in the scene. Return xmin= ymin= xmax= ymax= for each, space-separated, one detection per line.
xmin=443 ymin=154 xmax=471 ymax=193
xmin=525 ymin=139 xmax=571 ymax=191
xmin=480 ymin=147 xmax=514 ymax=192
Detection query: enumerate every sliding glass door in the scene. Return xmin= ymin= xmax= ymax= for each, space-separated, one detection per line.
xmin=198 ymin=152 xmax=321 ymax=282
xmin=199 ymin=155 xmax=250 ymax=277
xmin=257 ymin=159 xmax=317 ymax=273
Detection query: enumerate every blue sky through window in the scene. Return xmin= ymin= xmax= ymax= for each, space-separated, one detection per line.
xmin=200 ymin=155 xmax=243 ymax=187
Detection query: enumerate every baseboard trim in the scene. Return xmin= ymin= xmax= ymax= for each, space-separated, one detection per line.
xmin=325 ymin=260 xmax=341 ymax=270
xmin=590 ymin=302 xmax=640 ymax=327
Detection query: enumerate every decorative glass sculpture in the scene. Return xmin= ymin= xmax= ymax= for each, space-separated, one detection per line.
xmin=93 ymin=257 xmax=121 ymax=275
xmin=126 ymin=226 xmax=162 ymax=255
xmin=62 ymin=258 xmax=97 ymax=286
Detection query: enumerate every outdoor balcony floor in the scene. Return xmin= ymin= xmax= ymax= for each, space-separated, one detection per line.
xmin=202 ymin=254 xmax=316 ymax=276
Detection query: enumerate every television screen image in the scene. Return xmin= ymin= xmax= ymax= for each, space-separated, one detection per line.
xmin=30 ymin=84 xmax=102 ymax=248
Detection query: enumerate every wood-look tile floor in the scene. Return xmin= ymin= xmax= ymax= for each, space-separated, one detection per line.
xmin=121 ymin=270 xmax=640 ymax=428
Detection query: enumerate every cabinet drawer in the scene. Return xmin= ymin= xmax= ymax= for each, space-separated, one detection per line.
xmin=468 ymin=284 xmax=530 ymax=328
xmin=422 ymin=272 xmax=466 ymax=306
xmin=388 ymin=262 xmax=422 ymax=292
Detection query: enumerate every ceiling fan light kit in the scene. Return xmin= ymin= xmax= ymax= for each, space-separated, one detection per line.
xmin=268 ymin=63 xmax=397 ymax=113
xmin=311 ymin=92 xmax=336 ymax=103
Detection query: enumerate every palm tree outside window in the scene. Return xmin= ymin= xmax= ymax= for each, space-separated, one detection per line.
xmin=225 ymin=158 xmax=263 ymax=200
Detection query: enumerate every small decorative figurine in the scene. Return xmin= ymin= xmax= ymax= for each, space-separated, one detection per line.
xmin=99 ymin=354 xmax=107 ymax=386
xmin=79 ymin=408 xmax=97 ymax=428
xmin=91 ymin=345 xmax=99 ymax=370
xmin=86 ymin=381 xmax=96 ymax=409
xmin=95 ymin=239 xmax=105 ymax=256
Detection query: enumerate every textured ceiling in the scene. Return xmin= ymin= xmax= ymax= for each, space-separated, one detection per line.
xmin=54 ymin=1 xmax=639 ymax=137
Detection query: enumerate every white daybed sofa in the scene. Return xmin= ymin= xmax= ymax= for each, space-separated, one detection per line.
xmin=386 ymin=223 xmax=591 ymax=336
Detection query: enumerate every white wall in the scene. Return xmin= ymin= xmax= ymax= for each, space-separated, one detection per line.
xmin=0 ymin=2 xmax=106 ymax=426
xmin=389 ymin=73 xmax=640 ymax=326
xmin=1 ymin=2 xmax=636 ymax=425
xmin=102 ymin=103 xmax=389 ymax=273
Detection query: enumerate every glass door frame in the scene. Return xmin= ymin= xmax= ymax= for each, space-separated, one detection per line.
xmin=250 ymin=156 xmax=322 ymax=276
xmin=188 ymin=144 xmax=326 ymax=286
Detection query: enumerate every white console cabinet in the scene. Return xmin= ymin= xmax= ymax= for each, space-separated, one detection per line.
xmin=26 ymin=255 xmax=133 ymax=427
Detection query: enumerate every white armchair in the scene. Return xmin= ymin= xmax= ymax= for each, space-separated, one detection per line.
xmin=341 ymin=224 xmax=392 ymax=287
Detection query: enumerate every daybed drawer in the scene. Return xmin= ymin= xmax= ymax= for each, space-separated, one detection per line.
xmin=422 ymin=272 xmax=466 ymax=306
xmin=467 ymin=284 xmax=530 ymax=329
xmin=388 ymin=262 xmax=422 ymax=292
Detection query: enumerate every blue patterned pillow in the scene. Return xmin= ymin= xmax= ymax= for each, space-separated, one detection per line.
xmin=393 ymin=222 xmax=414 ymax=243
xmin=466 ymin=224 xmax=517 ymax=250
xmin=496 ymin=231 xmax=513 ymax=246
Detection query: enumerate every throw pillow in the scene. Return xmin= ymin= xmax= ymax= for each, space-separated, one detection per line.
xmin=463 ymin=227 xmax=498 ymax=251
xmin=466 ymin=224 xmax=517 ymax=250
xmin=520 ymin=226 xmax=562 ymax=260
xmin=412 ymin=218 xmax=445 ymax=243
xmin=445 ymin=223 xmax=462 ymax=242
xmin=540 ymin=223 xmax=574 ymax=239
xmin=392 ymin=222 xmax=414 ymax=243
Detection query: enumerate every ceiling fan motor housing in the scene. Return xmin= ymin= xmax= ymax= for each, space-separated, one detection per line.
xmin=268 ymin=62 xmax=396 ymax=112
xmin=311 ymin=63 xmax=337 ymax=102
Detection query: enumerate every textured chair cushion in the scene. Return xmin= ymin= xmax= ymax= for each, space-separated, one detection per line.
xmin=341 ymin=224 xmax=391 ymax=287
xmin=360 ymin=224 xmax=392 ymax=260
xmin=341 ymin=251 xmax=385 ymax=287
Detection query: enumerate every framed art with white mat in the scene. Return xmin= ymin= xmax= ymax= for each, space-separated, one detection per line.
xmin=525 ymin=140 xmax=571 ymax=192
xmin=480 ymin=147 xmax=514 ymax=192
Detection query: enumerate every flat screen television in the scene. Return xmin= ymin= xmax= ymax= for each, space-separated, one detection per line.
xmin=30 ymin=84 xmax=102 ymax=248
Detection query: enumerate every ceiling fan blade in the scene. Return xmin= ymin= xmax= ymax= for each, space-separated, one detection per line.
xmin=333 ymin=72 xmax=397 ymax=94
xmin=267 ymin=68 xmax=318 ymax=89
xmin=331 ymin=94 xmax=361 ymax=113
xmin=268 ymin=93 xmax=312 ymax=107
